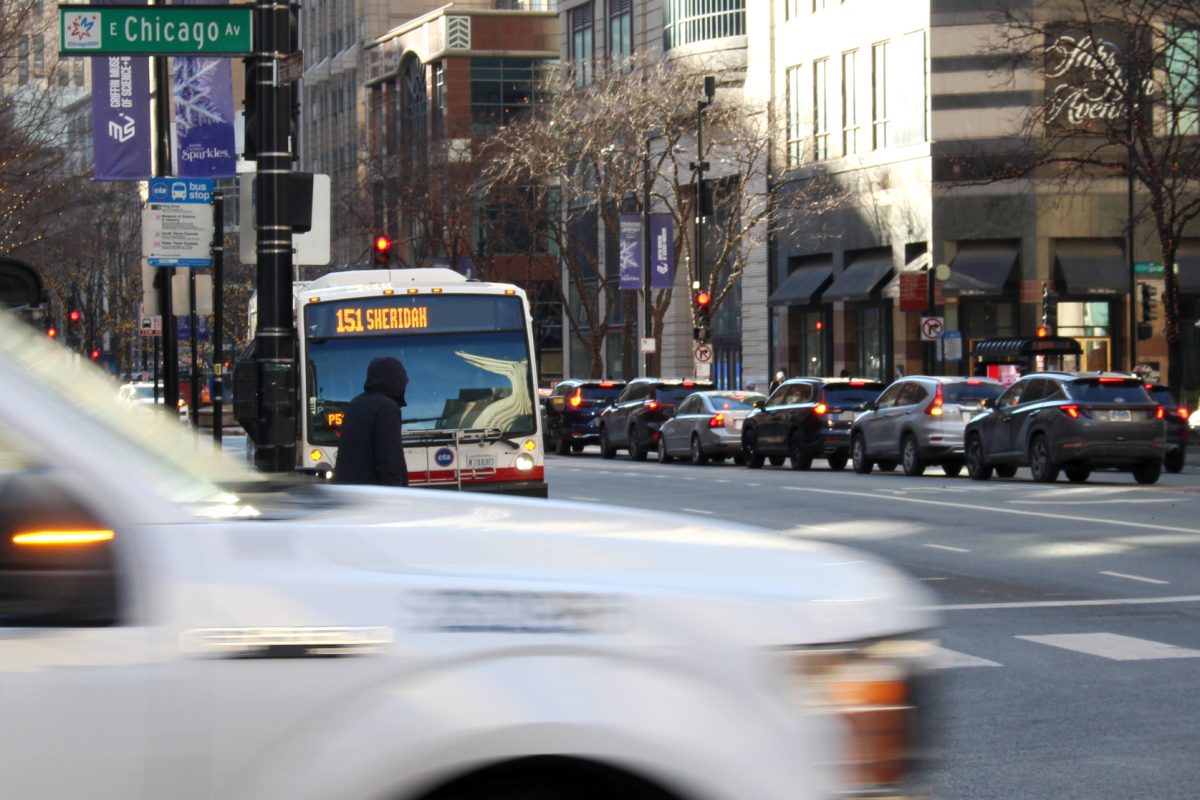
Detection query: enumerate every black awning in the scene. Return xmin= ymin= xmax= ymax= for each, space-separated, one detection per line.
xmin=1177 ymin=242 xmax=1200 ymax=294
xmin=943 ymin=242 xmax=1019 ymax=297
xmin=1054 ymin=240 xmax=1127 ymax=295
xmin=824 ymin=253 xmax=894 ymax=303
xmin=768 ymin=266 xmax=833 ymax=307
xmin=971 ymin=336 xmax=1083 ymax=359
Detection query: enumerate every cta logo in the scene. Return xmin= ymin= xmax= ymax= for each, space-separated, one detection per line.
xmin=434 ymin=447 xmax=454 ymax=468
xmin=149 ymin=182 xmax=170 ymax=201
xmin=108 ymin=113 xmax=136 ymax=143
xmin=64 ymin=12 xmax=102 ymax=49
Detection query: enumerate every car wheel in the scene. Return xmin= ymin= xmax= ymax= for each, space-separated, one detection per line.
xmin=742 ymin=430 xmax=765 ymax=469
xmin=690 ymin=435 xmax=709 ymax=465
xmin=1133 ymin=459 xmax=1163 ymax=484
xmin=901 ymin=434 xmax=926 ymax=477
xmin=1164 ymin=450 xmax=1185 ymax=474
xmin=769 ymin=456 xmax=786 ymax=467
xmin=966 ymin=435 xmax=993 ymax=481
xmin=629 ymin=427 xmax=648 ymax=461
xmin=657 ymin=437 xmax=674 ymax=464
xmin=571 ymin=442 xmax=585 ymax=453
xmin=851 ymin=434 xmax=874 ymax=474
xmin=1029 ymin=434 xmax=1059 ymax=483
xmin=942 ymin=459 xmax=964 ymax=477
xmin=995 ymin=464 xmax=1018 ymax=479
xmin=877 ymin=461 xmax=898 ymax=472
xmin=599 ymin=426 xmax=617 ymax=459
xmin=733 ymin=454 xmax=746 ymax=466
xmin=1064 ymin=464 xmax=1091 ymax=483
xmin=827 ymin=452 xmax=849 ymax=471
xmin=554 ymin=431 xmax=571 ymax=456
xmin=789 ymin=431 xmax=813 ymax=470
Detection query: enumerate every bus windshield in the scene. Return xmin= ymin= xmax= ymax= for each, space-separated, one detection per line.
xmin=306 ymin=329 xmax=536 ymax=445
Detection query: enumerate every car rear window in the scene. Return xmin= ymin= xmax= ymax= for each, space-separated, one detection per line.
xmin=1068 ymin=380 xmax=1152 ymax=403
xmin=707 ymin=393 xmax=763 ymax=411
xmin=580 ymin=384 xmax=623 ymax=402
xmin=1149 ymin=387 xmax=1177 ymax=407
xmin=824 ymin=385 xmax=884 ymax=406
xmin=943 ymin=382 xmax=1002 ymax=404
xmin=656 ymin=385 xmax=713 ymax=405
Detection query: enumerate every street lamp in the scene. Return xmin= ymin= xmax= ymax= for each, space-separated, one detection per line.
xmin=690 ymin=76 xmax=715 ymax=326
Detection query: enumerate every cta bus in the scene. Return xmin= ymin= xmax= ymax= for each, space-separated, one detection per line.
xmin=250 ymin=268 xmax=547 ymax=497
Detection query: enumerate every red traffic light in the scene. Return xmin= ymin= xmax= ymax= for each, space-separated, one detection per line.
xmin=373 ymin=235 xmax=392 ymax=253
xmin=1036 ymin=326 xmax=1050 ymax=338
xmin=89 ymin=349 xmax=100 ymax=360
xmin=694 ymin=290 xmax=711 ymax=307
xmin=68 ymin=309 xmax=82 ymax=323
xmin=47 ymin=326 xmax=58 ymax=338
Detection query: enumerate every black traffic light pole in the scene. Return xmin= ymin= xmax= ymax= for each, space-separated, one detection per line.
xmin=251 ymin=0 xmax=297 ymax=473
xmin=212 ymin=191 xmax=225 ymax=446
xmin=151 ymin=0 xmax=178 ymax=412
xmin=691 ymin=77 xmax=714 ymax=317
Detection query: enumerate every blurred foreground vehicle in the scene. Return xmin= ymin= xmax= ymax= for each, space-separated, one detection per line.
xmin=117 ymin=380 xmax=190 ymax=422
xmin=0 ymin=310 xmax=936 ymax=800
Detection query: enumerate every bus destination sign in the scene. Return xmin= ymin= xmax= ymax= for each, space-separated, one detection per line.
xmin=305 ymin=294 xmax=526 ymax=338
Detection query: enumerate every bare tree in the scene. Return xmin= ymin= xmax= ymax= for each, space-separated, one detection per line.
xmin=969 ymin=0 xmax=1200 ymax=391
xmin=481 ymin=54 xmax=839 ymax=378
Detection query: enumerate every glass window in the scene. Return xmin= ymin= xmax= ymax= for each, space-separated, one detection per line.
xmin=943 ymin=382 xmax=1003 ymax=404
xmin=609 ymin=0 xmax=632 ymax=61
xmin=780 ymin=382 xmax=815 ymax=405
xmin=1166 ymin=27 xmax=1200 ymax=137
xmin=677 ymin=396 xmax=700 ymax=415
xmin=707 ymin=393 xmax=764 ymax=411
xmin=1067 ymin=379 xmax=1152 ymax=403
xmin=570 ymin=4 xmax=594 ymax=86
xmin=892 ymin=31 xmax=927 ymax=147
xmin=813 ymin=57 xmax=830 ymax=161
xmin=662 ymin=0 xmax=746 ymax=50
xmin=1020 ymin=379 xmax=1048 ymax=404
xmin=824 ymin=384 xmax=883 ymax=406
xmin=842 ymin=49 xmax=860 ymax=156
xmin=471 ymin=58 xmax=557 ymax=137
xmin=894 ymin=381 xmax=926 ymax=407
xmin=655 ymin=385 xmax=712 ymax=405
xmin=874 ymin=382 xmax=904 ymax=409
xmin=855 ymin=304 xmax=888 ymax=381
xmin=786 ymin=65 xmax=804 ymax=168
xmin=32 ymin=34 xmax=43 ymax=76
xmin=872 ymin=41 xmax=888 ymax=149
xmin=998 ymin=382 xmax=1026 ymax=407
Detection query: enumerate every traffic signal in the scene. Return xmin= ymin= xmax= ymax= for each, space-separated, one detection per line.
xmin=90 ymin=349 xmax=101 ymax=361
xmin=693 ymin=289 xmax=712 ymax=341
xmin=1040 ymin=283 xmax=1058 ymax=334
xmin=1141 ymin=283 xmax=1158 ymax=323
xmin=46 ymin=320 xmax=58 ymax=339
xmin=373 ymin=234 xmax=393 ymax=267
xmin=67 ymin=307 xmax=83 ymax=347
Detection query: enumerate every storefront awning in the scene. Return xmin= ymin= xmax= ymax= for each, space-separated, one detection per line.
xmin=768 ymin=266 xmax=833 ymax=307
xmin=943 ymin=242 xmax=1019 ymax=297
xmin=883 ymin=252 xmax=930 ymax=299
xmin=972 ymin=336 xmax=1082 ymax=360
xmin=1176 ymin=242 xmax=1200 ymax=294
xmin=1054 ymin=240 xmax=1127 ymax=295
xmin=824 ymin=253 xmax=894 ymax=303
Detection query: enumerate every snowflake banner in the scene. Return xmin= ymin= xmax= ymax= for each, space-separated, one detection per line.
xmin=172 ymin=0 xmax=236 ymax=177
xmin=619 ymin=213 xmax=643 ymax=290
xmin=649 ymin=213 xmax=676 ymax=290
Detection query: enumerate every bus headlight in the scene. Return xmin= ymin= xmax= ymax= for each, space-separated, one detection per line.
xmin=776 ymin=638 xmax=935 ymax=795
xmin=514 ymin=453 xmax=535 ymax=472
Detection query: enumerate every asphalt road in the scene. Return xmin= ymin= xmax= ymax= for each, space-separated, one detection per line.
xmin=545 ymin=448 xmax=1200 ymax=800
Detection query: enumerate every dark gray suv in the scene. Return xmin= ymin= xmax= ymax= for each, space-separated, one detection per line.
xmin=963 ymin=372 xmax=1166 ymax=484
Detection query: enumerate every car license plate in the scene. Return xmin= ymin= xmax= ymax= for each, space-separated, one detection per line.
xmin=839 ymin=411 xmax=855 ymax=422
xmin=467 ymin=454 xmax=496 ymax=469
xmin=733 ymin=419 xmax=742 ymax=430
xmin=961 ymin=411 xmax=972 ymax=423
xmin=1110 ymin=409 xmax=1131 ymax=422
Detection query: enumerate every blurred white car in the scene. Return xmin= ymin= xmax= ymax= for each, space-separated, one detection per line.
xmin=1190 ymin=408 xmax=1200 ymax=432
xmin=1 ymin=310 xmax=936 ymax=800
xmin=117 ymin=380 xmax=189 ymax=422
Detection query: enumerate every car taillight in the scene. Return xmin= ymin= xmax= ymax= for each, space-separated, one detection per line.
xmin=569 ymin=389 xmax=583 ymax=408
xmin=813 ymin=402 xmax=828 ymax=416
xmin=644 ymin=400 xmax=659 ymax=410
xmin=1156 ymin=406 xmax=1165 ymax=420
xmin=1179 ymin=407 xmax=1189 ymax=419
xmin=925 ymin=385 xmax=943 ymax=416
xmin=709 ymin=413 xmax=725 ymax=429
xmin=1099 ymin=377 xmax=1128 ymax=383
xmin=1061 ymin=405 xmax=1081 ymax=419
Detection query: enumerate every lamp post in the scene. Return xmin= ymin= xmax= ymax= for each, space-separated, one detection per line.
xmin=1125 ymin=32 xmax=1141 ymax=373
xmin=691 ymin=76 xmax=715 ymax=306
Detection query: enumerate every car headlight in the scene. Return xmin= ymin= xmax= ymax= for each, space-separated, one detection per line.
xmin=776 ymin=637 xmax=935 ymax=795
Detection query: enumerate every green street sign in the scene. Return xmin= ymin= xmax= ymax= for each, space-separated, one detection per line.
xmin=59 ymin=5 xmax=253 ymax=56
xmin=1135 ymin=262 xmax=1165 ymax=276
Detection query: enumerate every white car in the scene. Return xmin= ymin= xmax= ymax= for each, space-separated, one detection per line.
xmin=117 ymin=380 xmax=190 ymax=422
xmin=0 ymin=310 xmax=936 ymax=800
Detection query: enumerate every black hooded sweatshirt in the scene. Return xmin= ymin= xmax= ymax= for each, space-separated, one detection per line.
xmin=332 ymin=356 xmax=409 ymax=486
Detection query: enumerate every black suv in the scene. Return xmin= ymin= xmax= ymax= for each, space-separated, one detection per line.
xmin=1145 ymin=383 xmax=1188 ymax=473
xmin=599 ymin=378 xmax=714 ymax=460
xmin=741 ymin=378 xmax=886 ymax=470
xmin=542 ymin=379 xmax=626 ymax=455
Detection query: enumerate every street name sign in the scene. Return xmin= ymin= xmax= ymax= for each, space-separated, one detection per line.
xmin=144 ymin=178 xmax=214 ymax=268
xmin=60 ymin=5 xmax=253 ymax=56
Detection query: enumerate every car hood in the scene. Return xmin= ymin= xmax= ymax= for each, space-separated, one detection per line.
xmin=209 ymin=486 xmax=936 ymax=646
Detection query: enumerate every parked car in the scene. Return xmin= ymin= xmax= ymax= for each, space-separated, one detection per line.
xmin=1144 ymin=383 xmax=1188 ymax=473
xmin=964 ymin=372 xmax=1165 ymax=484
xmin=850 ymin=376 xmax=1003 ymax=477
xmin=541 ymin=379 xmax=626 ymax=455
xmin=598 ymin=378 xmax=714 ymax=460
xmin=657 ymin=390 xmax=767 ymax=465
xmin=741 ymin=378 xmax=886 ymax=470
xmin=117 ymin=381 xmax=190 ymax=422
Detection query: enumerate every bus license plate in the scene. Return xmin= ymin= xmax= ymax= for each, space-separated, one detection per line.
xmin=467 ymin=454 xmax=496 ymax=469
xmin=1110 ymin=409 xmax=1131 ymax=422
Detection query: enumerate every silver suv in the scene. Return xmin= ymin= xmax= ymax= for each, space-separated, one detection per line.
xmin=850 ymin=376 xmax=1004 ymax=476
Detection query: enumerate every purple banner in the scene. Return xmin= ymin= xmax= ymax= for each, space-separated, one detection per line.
xmin=649 ymin=213 xmax=675 ymax=290
xmin=618 ymin=213 xmax=643 ymax=290
xmin=91 ymin=54 xmax=152 ymax=180
xmin=173 ymin=0 xmax=237 ymax=177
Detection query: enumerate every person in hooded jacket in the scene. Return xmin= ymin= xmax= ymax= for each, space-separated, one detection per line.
xmin=332 ymin=356 xmax=409 ymax=486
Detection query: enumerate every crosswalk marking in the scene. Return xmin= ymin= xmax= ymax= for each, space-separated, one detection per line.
xmin=1016 ymin=633 xmax=1200 ymax=661
xmin=928 ymin=646 xmax=1002 ymax=669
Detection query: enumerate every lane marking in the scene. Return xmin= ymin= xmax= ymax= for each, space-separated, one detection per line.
xmin=920 ymin=594 xmax=1200 ymax=612
xmin=917 ymin=577 xmax=949 ymax=582
xmin=1017 ymin=633 xmax=1200 ymax=661
xmin=928 ymin=645 xmax=1002 ymax=669
xmin=924 ymin=543 xmax=971 ymax=553
xmin=680 ymin=507 xmax=715 ymax=515
xmin=1099 ymin=570 xmax=1169 ymax=585
xmin=1013 ymin=498 xmax=1176 ymax=505
xmin=780 ymin=485 xmax=1200 ymax=536
xmin=567 ymin=496 xmax=599 ymax=502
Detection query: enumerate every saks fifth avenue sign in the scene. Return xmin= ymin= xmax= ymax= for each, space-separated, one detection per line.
xmin=1044 ymin=32 xmax=1156 ymax=128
